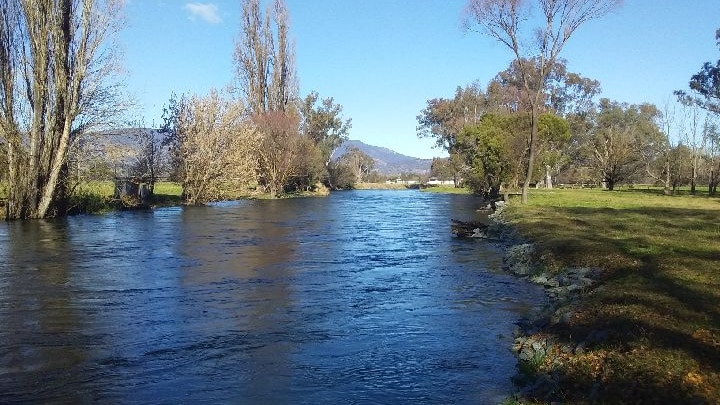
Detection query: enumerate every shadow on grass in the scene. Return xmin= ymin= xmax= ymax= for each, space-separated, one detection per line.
xmin=515 ymin=203 xmax=720 ymax=403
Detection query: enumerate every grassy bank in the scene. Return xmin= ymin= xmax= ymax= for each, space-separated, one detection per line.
xmin=420 ymin=185 xmax=471 ymax=194
xmin=502 ymin=188 xmax=720 ymax=403
xmin=67 ymin=181 xmax=183 ymax=215
xmin=353 ymin=182 xmax=410 ymax=190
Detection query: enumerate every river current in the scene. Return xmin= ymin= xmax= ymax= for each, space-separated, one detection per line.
xmin=0 ymin=190 xmax=544 ymax=404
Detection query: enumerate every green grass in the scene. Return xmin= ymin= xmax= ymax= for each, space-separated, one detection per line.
xmin=353 ymin=182 xmax=410 ymax=190
xmin=67 ymin=181 xmax=183 ymax=215
xmin=503 ymin=188 xmax=720 ymax=403
xmin=421 ymin=185 xmax=471 ymax=194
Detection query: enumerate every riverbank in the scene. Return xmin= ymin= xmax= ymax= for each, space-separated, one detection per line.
xmin=353 ymin=182 xmax=410 ymax=190
xmin=491 ymin=188 xmax=720 ymax=404
xmin=0 ymin=181 xmax=334 ymax=219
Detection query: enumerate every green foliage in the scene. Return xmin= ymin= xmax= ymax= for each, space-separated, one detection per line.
xmin=675 ymin=28 xmax=720 ymax=114
xmin=299 ymin=91 xmax=352 ymax=167
xmin=578 ymin=99 xmax=665 ymax=190
xmin=327 ymin=159 xmax=356 ymax=189
xmin=456 ymin=113 xmax=517 ymax=197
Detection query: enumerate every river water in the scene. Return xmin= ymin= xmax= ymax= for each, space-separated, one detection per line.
xmin=0 ymin=190 xmax=544 ymax=404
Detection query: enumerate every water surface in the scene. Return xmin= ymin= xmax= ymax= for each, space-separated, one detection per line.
xmin=0 ymin=190 xmax=544 ymax=404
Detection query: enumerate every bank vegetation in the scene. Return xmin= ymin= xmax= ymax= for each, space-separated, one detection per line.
xmin=500 ymin=188 xmax=720 ymax=404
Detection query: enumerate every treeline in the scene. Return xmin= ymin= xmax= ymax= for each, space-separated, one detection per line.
xmin=420 ymin=51 xmax=720 ymax=198
xmin=124 ymin=0 xmax=365 ymax=204
xmin=0 ymin=0 xmax=368 ymax=219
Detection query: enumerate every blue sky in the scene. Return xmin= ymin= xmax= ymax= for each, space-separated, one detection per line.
xmin=121 ymin=0 xmax=720 ymax=159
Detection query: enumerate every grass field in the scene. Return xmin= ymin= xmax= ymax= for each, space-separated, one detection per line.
xmin=503 ymin=188 xmax=720 ymax=403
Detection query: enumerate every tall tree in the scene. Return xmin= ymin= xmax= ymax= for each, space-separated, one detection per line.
xmin=416 ymin=82 xmax=487 ymax=186
xmin=464 ymin=0 xmax=621 ymax=203
xmin=299 ymin=91 xmax=352 ymax=168
xmin=234 ymin=0 xmax=297 ymax=114
xmin=0 ymin=0 xmax=125 ymax=219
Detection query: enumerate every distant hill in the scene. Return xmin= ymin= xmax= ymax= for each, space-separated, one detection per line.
xmin=333 ymin=139 xmax=432 ymax=176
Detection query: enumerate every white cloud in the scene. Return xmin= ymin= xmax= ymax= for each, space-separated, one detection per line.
xmin=184 ymin=3 xmax=221 ymax=24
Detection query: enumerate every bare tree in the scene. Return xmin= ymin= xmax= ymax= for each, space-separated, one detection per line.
xmin=0 ymin=0 xmax=125 ymax=219
xmin=127 ymin=127 xmax=167 ymax=196
xmin=234 ymin=0 xmax=297 ymax=114
xmin=464 ymin=0 xmax=621 ymax=203
xmin=174 ymin=90 xmax=259 ymax=205
xmin=252 ymin=111 xmax=304 ymax=198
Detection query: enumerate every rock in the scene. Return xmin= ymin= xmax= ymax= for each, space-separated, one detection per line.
xmin=519 ymin=347 xmax=534 ymax=361
xmin=504 ymin=243 xmax=535 ymax=276
xmin=451 ymin=219 xmax=488 ymax=238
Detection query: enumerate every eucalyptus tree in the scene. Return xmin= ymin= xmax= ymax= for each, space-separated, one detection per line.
xmin=0 ymin=0 xmax=125 ymax=219
xmin=586 ymin=99 xmax=664 ymax=190
xmin=299 ymin=91 xmax=352 ymax=168
xmin=676 ymin=28 xmax=720 ymax=115
xmin=464 ymin=0 xmax=621 ymax=203
xmin=416 ymin=82 xmax=487 ymax=185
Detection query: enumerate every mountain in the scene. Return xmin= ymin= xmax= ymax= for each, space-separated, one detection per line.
xmin=333 ymin=139 xmax=432 ymax=176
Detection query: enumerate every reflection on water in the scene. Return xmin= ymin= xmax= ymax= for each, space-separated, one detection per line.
xmin=0 ymin=190 xmax=544 ymax=403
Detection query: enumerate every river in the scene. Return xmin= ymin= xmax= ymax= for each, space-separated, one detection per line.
xmin=0 ymin=190 xmax=544 ymax=404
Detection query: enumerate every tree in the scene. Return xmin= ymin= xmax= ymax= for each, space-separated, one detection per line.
xmin=253 ymin=111 xmax=305 ymax=198
xmin=128 ymin=128 xmax=167 ymax=196
xmin=0 ymin=0 xmax=125 ymax=219
xmin=536 ymin=113 xmax=571 ymax=188
xmin=172 ymin=90 xmax=258 ymax=205
xmin=704 ymin=121 xmax=720 ymax=195
xmin=339 ymin=147 xmax=375 ymax=184
xmin=430 ymin=157 xmax=458 ymax=181
xmin=299 ymin=91 xmax=352 ymax=169
xmin=234 ymin=0 xmax=297 ymax=115
xmin=464 ymin=0 xmax=621 ymax=203
xmin=456 ymin=113 xmax=515 ymax=198
xmin=416 ymin=82 xmax=487 ymax=186
xmin=586 ymin=99 xmax=664 ymax=190
xmin=676 ymin=28 xmax=720 ymax=115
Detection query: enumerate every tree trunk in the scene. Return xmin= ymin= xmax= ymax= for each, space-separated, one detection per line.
xmin=691 ymin=162 xmax=697 ymax=195
xmin=545 ymin=164 xmax=553 ymax=189
xmin=663 ymin=157 xmax=672 ymax=195
xmin=521 ymin=103 xmax=539 ymax=204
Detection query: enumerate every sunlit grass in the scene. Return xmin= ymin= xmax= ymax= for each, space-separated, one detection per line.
xmin=354 ymin=182 xmax=409 ymax=190
xmin=504 ymin=188 xmax=720 ymax=403
xmin=421 ymin=185 xmax=471 ymax=194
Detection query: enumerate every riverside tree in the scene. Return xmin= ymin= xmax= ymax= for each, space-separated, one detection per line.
xmin=299 ymin=91 xmax=352 ymax=169
xmin=234 ymin=0 xmax=339 ymax=196
xmin=464 ymin=0 xmax=621 ymax=203
xmin=172 ymin=90 xmax=259 ymax=205
xmin=0 ymin=0 xmax=125 ymax=219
